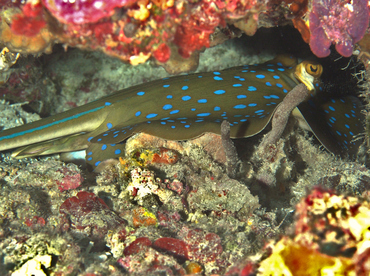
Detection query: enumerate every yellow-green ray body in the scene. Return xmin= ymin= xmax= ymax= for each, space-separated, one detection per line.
xmin=0 ymin=56 xmax=363 ymax=168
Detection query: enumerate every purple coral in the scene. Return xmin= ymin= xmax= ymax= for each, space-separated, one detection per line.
xmin=309 ymin=0 xmax=369 ymax=57
xmin=42 ymin=0 xmax=136 ymax=24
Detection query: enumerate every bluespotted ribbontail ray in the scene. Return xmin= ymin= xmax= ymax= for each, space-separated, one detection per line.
xmin=0 ymin=56 xmax=364 ymax=168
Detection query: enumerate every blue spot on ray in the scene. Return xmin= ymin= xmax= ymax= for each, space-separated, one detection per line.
xmin=214 ymin=90 xmax=226 ymax=95
xmin=234 ymin=104 xmax=246 ymax=109
xmin=146 ymin=113 xmax=158 ymax=119
xmin=163 ymin=104 xmax=172 ymax=110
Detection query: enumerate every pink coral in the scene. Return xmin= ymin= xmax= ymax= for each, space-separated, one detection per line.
xmin=41 ymin=0 xmax=136 ymax=24
xmin=309 ymin=0 xmax=369 ymax=57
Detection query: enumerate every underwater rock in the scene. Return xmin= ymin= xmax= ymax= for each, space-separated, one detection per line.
xmin=59 ymin=191 xmax=126 ymax=237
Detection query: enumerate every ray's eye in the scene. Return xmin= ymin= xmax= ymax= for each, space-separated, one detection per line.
xmin=305 ymin=63 xmax=323 ymax=78
xmin=310 ymin=65 xmax=317 ymax=72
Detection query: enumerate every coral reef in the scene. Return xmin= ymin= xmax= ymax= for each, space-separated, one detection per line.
xmin=0 ymin=0 xmax=368 ymax=79
xmin=0 ymin=0 xmax=270 ymax=73
xmin=0 ymin=4 xmax=369 ymax=272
